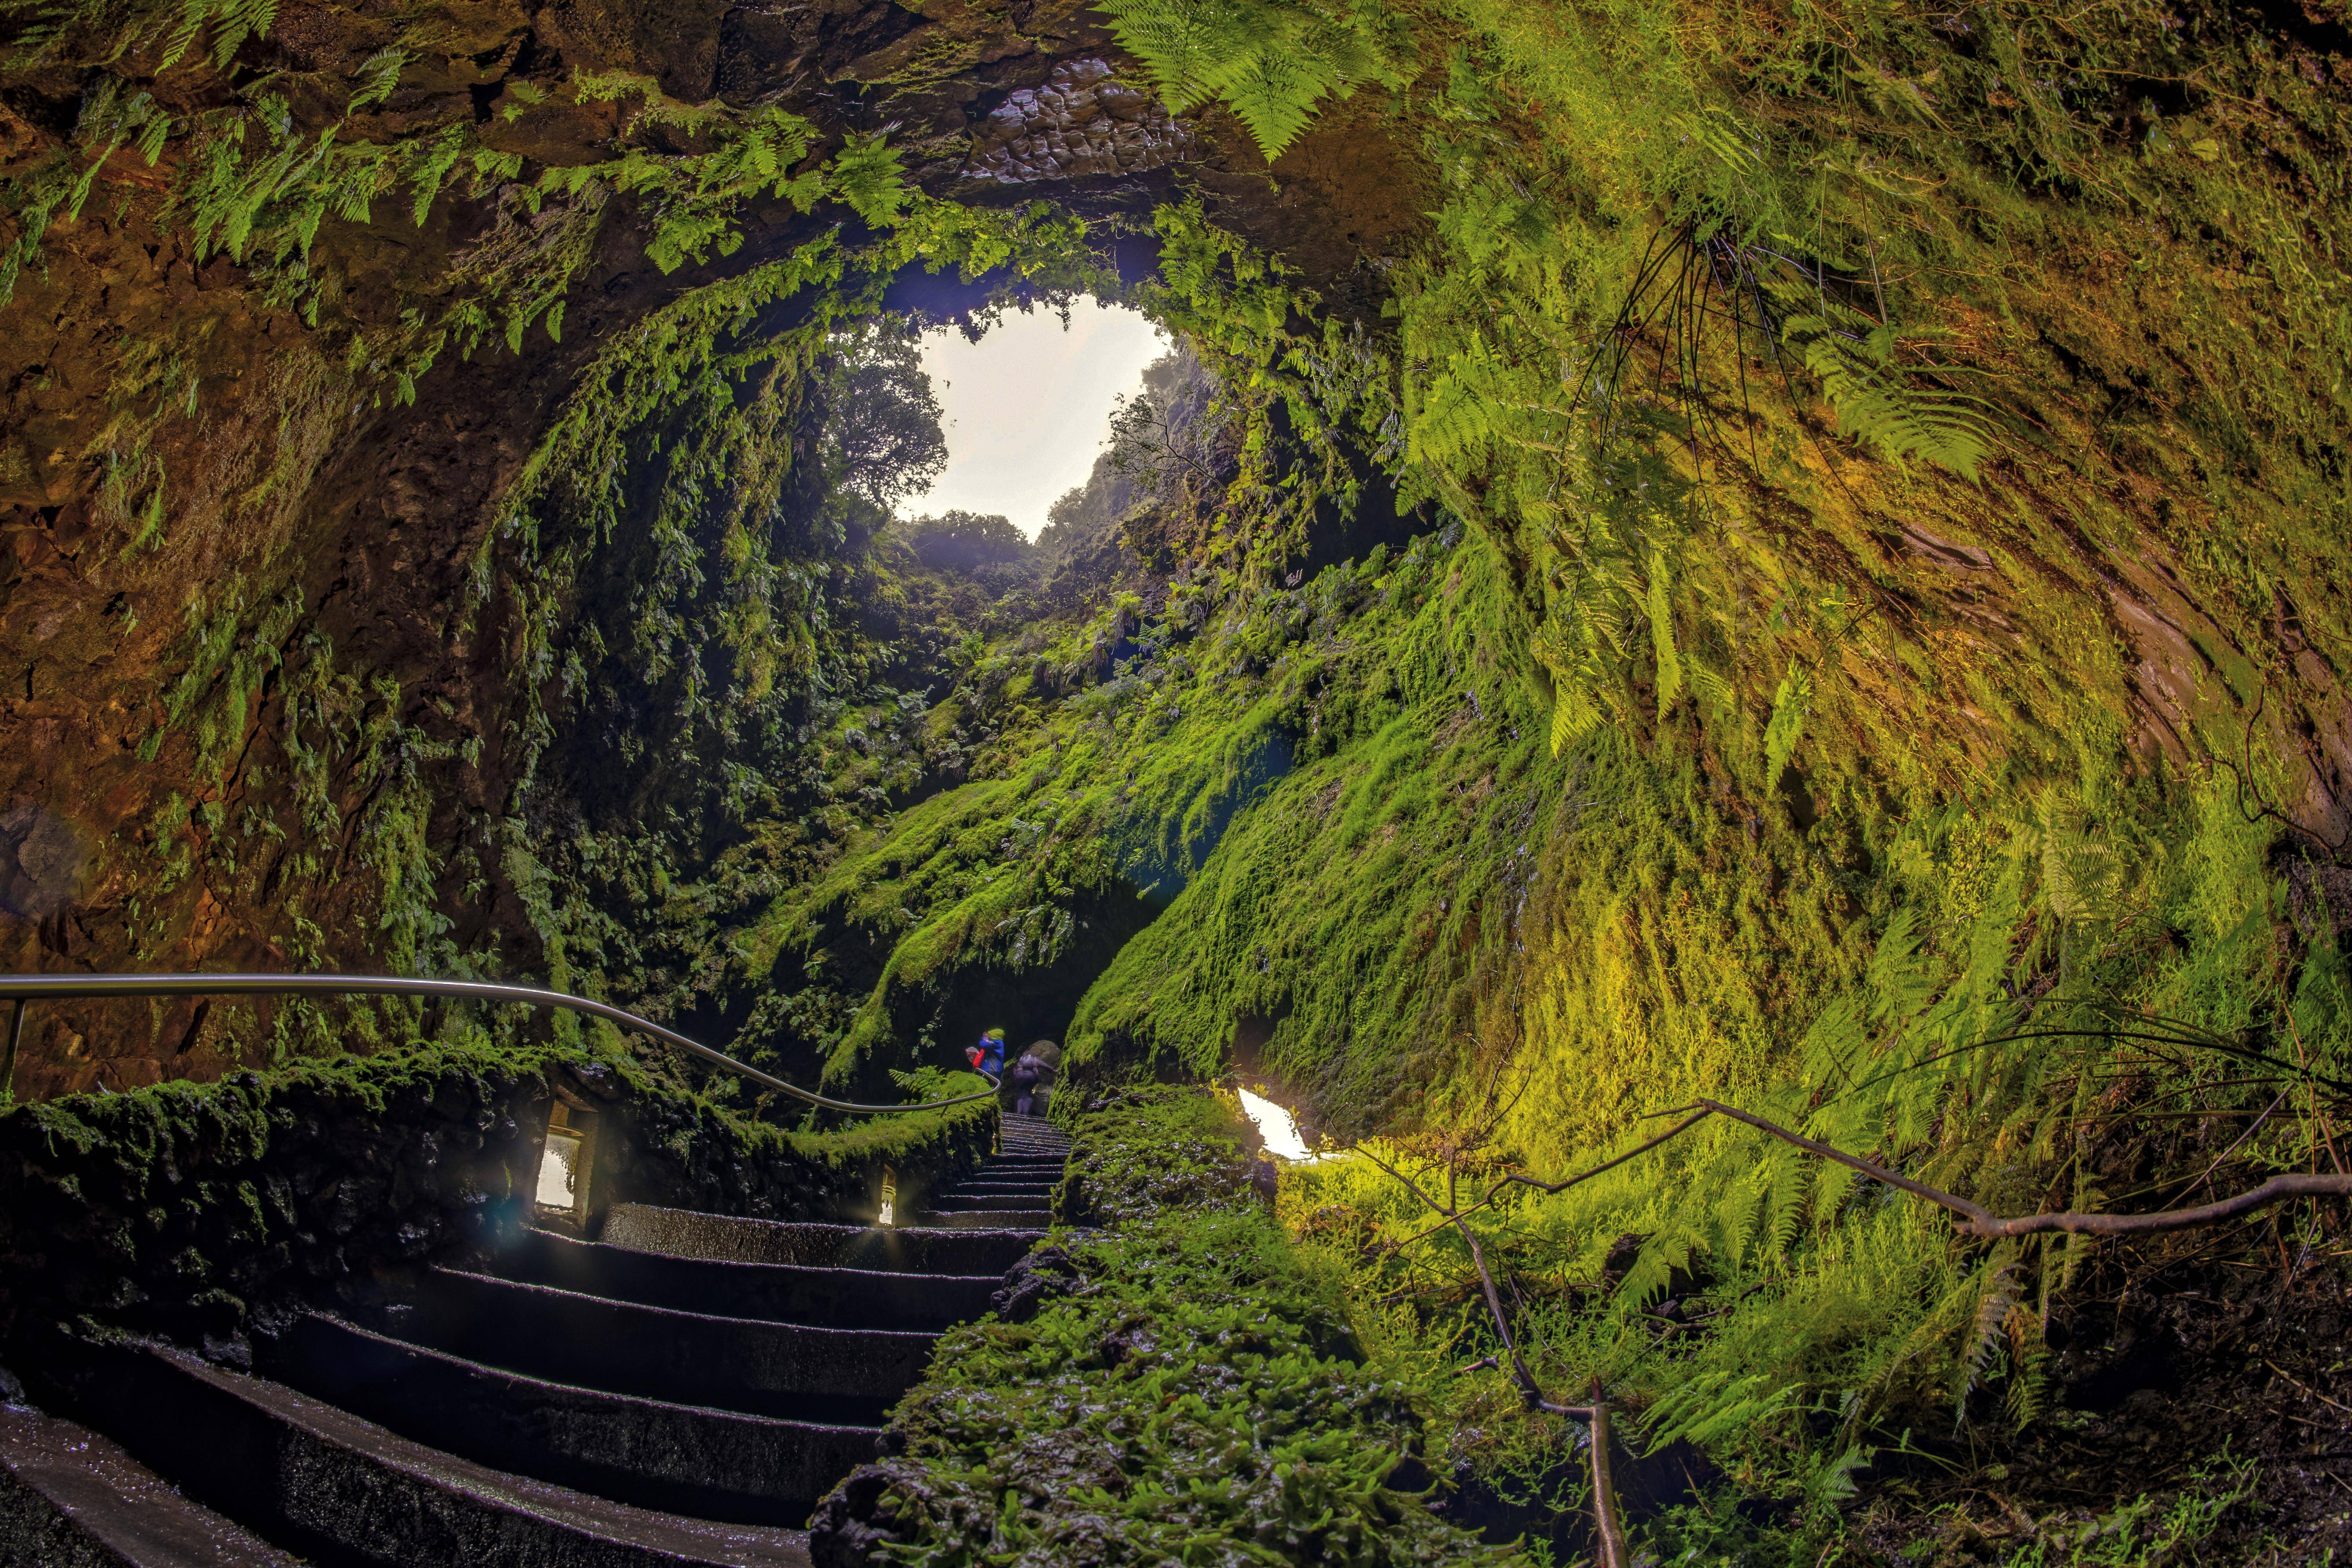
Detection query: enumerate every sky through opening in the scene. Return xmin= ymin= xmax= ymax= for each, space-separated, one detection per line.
xmin=903 ymin=298 xmax=1168 ymax=539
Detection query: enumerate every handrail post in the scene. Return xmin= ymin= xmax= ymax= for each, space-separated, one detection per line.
xmin=2 ymin=996 xmax=22 ymax=1105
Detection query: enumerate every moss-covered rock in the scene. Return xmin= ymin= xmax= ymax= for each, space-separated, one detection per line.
xmin=0 ymin=1038 xmax=992 ymax=1357
xmin=809 ymin=1085 xmax=1519 ymax=1567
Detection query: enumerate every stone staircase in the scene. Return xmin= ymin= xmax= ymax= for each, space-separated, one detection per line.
xmin=0 ymin=1116 xmax=1074 ymax=1568
xmin=912 ymin=1113 xmax=1067 ymax=1229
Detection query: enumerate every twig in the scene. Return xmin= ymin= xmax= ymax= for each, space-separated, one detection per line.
xmin=1693 ymin=1098 xmax=2352 ymax=1238
xmin=2265 ymin=1360 xmax=2352 ymax=1419
xmin=2162 ymin=1087 xmax=2292 ymax=1210
xmin=1354 ymin=1142 xmax=1630 ymax=1568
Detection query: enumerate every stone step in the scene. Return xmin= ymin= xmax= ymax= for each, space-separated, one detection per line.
xmin=255 ymin=1313 xmax=873 ymax=1526
xmin=0 ymin=1401 xmax=303 ymax=1568
xmin=23 ymin=1330 xmax=815 ymax=1565
xmin=368 ymin=1269 xmax=936 ymax=1425
xmin=926 ymin=1192 xmax=1053 ymax=1212
xmin=602 ymin=1205 xmax=1038 ymax=1275
xmin=938 ymin=1179 xmax=1058 ymax=1195
xmin=936 ymin=1191 xmax=1055 ymax=1208
xmin=484 ymin=1227 xmax=998 ymax=1332
xmin=911 ymin=1210 xmax=1051 ymax=1230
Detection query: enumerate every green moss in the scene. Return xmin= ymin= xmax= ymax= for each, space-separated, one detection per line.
xmin=813 ymin=1086 xmax=1523 ymax=1566
xmin=0 ymin=1032 xmax=993 ymax=1344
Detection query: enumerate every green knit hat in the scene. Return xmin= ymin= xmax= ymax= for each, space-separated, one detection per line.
xmin=982 ymin=1028 xmax=1006 ymax=1042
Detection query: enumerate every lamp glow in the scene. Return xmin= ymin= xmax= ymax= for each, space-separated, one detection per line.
xmin=1238 ymin=1087 xmax=1317 ymax=1161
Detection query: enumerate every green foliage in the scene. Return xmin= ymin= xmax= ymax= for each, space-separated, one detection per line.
xmin=1995 ymin=1449 xmax=2258 ymax=1566
xmin=1053 ymin=1083 xmax=1269 ymax=1225
xmin=1268 ymin=750 xmax=2324 ymax=1536
xmin=1782 ymin=313 xmax=1991 ymax=481
xmin=820 ymin=1087 xmax=1524 ymax=1565
xmin=1097 ymin=0 xmax=1405 ymax=158
xmin=894 ymin=510 xmax=1035 ymax=574
xmin=1761 ymin=666 xmax=1810 ymax=788
xmin=0 ymin=77 xmax=169 ymax=306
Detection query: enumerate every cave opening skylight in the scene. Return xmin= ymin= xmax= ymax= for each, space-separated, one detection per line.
xmin=901 ymin=298 xmax=1169 ymax=539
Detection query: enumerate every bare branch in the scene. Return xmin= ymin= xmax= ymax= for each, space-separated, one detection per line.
xmin=1691 ymin=1099 xmax=1996 ymax=1225
xmin=1961 ymin=1172 xmax=2352 ymax=1238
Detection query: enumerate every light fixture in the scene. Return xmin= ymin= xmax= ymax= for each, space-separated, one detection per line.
xmin=535 ymin=1100 xmax=595 ymax=1224
xmin=1237 ymin=1086 xmax=1321 ymax=1162
xmin=878 ymin=1165 xmax=898 ymax=1227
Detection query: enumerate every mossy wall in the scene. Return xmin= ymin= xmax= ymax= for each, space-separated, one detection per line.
xmin=0 ymin=1037 xmax=993 ymax=1359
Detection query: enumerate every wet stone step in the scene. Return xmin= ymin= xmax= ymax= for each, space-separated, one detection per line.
xmin=483 ymin=1228 xmax=997 ymax=1332
xmin=913 ymin=1210 xmax=1051 ymax=1230
xmin=0 ymin=1400 xmax=303 ymax=1568
xmin=366 ymin=1269 xmax=937 ymax=1424
xmin=256 ymin=1313 xmax=875 ymax=1526
xmin=927 ymin=1193 xmax=1054 ymax=1212
xmin=601 ymin=1205 xmax=1039 ymax=1275
xmin=23 ymin=1330 xmax=815 ymax=1566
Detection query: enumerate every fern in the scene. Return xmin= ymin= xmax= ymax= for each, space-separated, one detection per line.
xmin=1641 ymin=1369 xmax=1797 ymax=1454
xmin=1645 ymin=544 xmax=1682 ymax=712
xmin=347 ymin=47 xmax=407 ymax=112
xmin=1096 ymin=0 xmax=1401 ymax=160
xmin=1953 ymin=1249 xmax=2022 ymax=1423
xmin=1762 ymin=663 xmax=1810 ymax=786
xmin=1782 ymin=313 xmax=1992 ymax=480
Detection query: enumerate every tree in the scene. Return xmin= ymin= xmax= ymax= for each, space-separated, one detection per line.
xmin=822 ymin=326 xmax=949 ymax=510
xmin=1103 ymin=340 xmax=1228 ymax=512
xmin=897 ymin=510 xmax=1036 ymax=573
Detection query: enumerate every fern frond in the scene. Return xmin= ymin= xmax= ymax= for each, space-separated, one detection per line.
xmin=1763 ymin=663 xmax=1810 ymax=785
xmin=1784 ymin=313 xmax=1993 ymax=479
xmin=1098 ymin=0 xmax=1397 ymax=160
xmin=1764 ymin=1141 xmax=1809 ymax=1258
xmin=348 ymin=47 xmax=408 ymax=111
xmin=2002 ymin=1301 xmax=2049 ymax=1430
xmin=1684 ymin=653 xmax=1733 ymax=713
xmin=1646 ymin=544 xmax=1682 ymax=711
xmin=1641 ymin=1368 xmax=1796 ymax=1454
xmin=1953 ymin=1251 xmax=2021 ymax=1421
xmin=1615 ymin=1229 xmax=1693 ymax=1313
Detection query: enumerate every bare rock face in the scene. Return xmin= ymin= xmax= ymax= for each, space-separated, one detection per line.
xmin=0 ymin=804 xmax=87 ymax=920
xmin=964 ymin=58 xmax=1197 ymax=184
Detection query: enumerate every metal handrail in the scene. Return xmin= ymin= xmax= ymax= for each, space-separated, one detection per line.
xmin=0 ymin=973 xmax=1000 ymax=1115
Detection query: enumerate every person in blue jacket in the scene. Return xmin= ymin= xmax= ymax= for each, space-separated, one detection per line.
xmin=965 ymin=1028 xmax=1007 ymax=1079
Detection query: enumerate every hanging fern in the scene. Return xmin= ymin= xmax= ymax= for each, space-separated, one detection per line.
xmin=1644 ymin=543 xmax=1683 ymax=712
xmin=1762 ymin=663 xmax=1810 ymax=786
xmin=1096 ymin=0 xmax=1402 ymax=160
xmin=1782 ymin=313 xmax=1993 ymax=480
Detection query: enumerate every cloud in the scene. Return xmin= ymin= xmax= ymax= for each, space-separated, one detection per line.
xmin=904 ymin=300 xmax=1168 ymax=539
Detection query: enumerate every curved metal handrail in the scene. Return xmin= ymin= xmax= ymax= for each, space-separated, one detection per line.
xmin=0 ymin=973 xmax=999 ymax=1115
